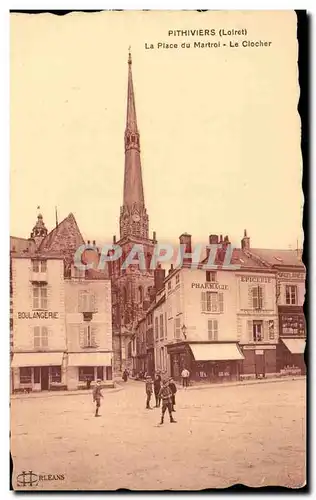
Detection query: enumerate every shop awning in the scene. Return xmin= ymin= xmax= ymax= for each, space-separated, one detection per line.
xmin=68 ymin=353 xmax=112 ymax=367
xmin=189 ymin=343 xmax=244 ymax=361
xmin=282 ymin=338 xmax=306 ymax=354
xmin=11 ymin=352 xmax=63 ymax=367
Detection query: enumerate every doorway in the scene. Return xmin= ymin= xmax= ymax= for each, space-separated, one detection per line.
xmin=41 ymin=367 xmax=49 ymax=390
xmin=255 ymin=352 xmax=265 ymax=377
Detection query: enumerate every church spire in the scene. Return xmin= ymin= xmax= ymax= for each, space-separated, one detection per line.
xmin=120 ymin=50 xmax=149 ymax=239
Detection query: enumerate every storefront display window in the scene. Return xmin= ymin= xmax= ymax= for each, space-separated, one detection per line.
xmin=79 ymin=366 xmax=94 ymax=382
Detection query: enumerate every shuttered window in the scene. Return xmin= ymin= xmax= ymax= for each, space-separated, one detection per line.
xmin=208 ymin=319 xmax=218 ymax=340
xmin=175 ymin=317 xmax=181 ymax=339
xmin=159 ymin=314 xmax=164 ymax=339
xmin=176 ymin=292 xmax=181 ymax=315
xmin=201 ymin=292 xmax=224 ymax=313
xmin=80 ymin=325 xmax=98 ymax=348
xmin=79 ymin=291 xmax=96 ymax=312
xmin=252 ymin=286 xmax=263 ymax=310
xmin=155 ymin=317 xmax=159 ymax=340
xmin=247 ymin=320 xmax=253 ymax=342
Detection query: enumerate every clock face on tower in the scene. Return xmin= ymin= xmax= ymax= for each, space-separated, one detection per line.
xmin=132 ymin=213 xmax=140 ymax=222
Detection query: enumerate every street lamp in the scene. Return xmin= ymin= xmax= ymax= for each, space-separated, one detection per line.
xmin=182 ymin=324 xmax=187 ymax=339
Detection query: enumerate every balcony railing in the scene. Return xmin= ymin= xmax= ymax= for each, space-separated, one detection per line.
xmin=30 ymin=271 xmax=48 ymax=283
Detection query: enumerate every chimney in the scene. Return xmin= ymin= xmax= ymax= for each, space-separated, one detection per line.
xmin=209 ymin=234 xmax=219 ymax=245
xmin=206 ymin=234 xmax=219 ymax=259
xmin=153 ymin=231 xmax=156 ymax=242
xmin=219 ymin=235 xmax=223 ymax=243
xmin=93 ymin=240 xmax=96 ymax=246
xmin=168 ymin=263 xmax=174 ymax=275
xmin=179 ymin=233 xmax=192 ymax=266
xmin=149 ymin=287 xmax=156 ymax=303
xmin=87 ymin=240 xmax=90 ymax=245
xmin=154 ymin=264 xmax=166 ymax=292
xmin=241 ymin=229 xmax=250 ymax=250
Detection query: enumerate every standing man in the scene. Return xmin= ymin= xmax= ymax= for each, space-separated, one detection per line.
xmin=181 ymin=367 xmax=190 ymax=388
xmin=92 ymin=379 xmax=103 ymax=417
xmin=169 ymin=377 xmax=177 ymax=412
xmin=153 ymin=373 xmax=162 ymax=407
xmin=158 ymin=379 xmax=177 ymax=425
xmin=145 ymin=375 xmax=153 ymax=409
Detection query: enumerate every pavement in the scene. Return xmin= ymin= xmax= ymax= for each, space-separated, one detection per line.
xmin=11 ymin=378 xmax=306 ymax=491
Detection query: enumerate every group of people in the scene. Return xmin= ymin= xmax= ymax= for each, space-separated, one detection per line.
xmin=91 ymin=367 xmax=191 ymax=421
xmin=145 ymin=373 xmax=177 ymax=425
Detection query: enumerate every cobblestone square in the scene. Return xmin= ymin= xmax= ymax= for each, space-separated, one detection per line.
xmin=11 ymin=379 xmax=306 ymax=491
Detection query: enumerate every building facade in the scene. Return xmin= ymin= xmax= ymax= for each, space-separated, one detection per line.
xmin=132 ymin=232 xmax=306 ymax=383
xmin=247 ymin=248 xmax=306 ymax=374
xmin=11 ymin=213 xmax=113 ymax=392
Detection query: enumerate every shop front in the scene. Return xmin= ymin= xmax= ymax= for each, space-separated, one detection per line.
xmin=241 ymin=345 xmax=276 ymax=377
xmin=276 ymin=338 xmax=306 ymax=375
xmin=11 ymin=352 xmax=65 ymax=392
xmin=277 ymin=306 xmax=306 ymax=374
xmin=67 ymin=352 xmax=113 ymax=390
xmin=167 ymin=341 xmax=244 ymax=383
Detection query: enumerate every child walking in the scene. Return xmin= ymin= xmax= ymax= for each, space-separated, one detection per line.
xmin=158 ymin=379 xmax=177 ymax=425
xmin=92 ymin=379 xmax=103 ymax=417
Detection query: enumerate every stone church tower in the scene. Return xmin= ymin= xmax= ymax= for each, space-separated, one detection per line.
xmin=111 ymin=52 xmax=157 ymax=375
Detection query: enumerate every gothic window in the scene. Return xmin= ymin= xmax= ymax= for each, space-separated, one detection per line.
xmin=138 ymin=286 xmax=143 ymax=303
xmin=122 ymin=287 xmax=127 ymax=304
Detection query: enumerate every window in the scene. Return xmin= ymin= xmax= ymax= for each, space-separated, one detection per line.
xmin=208 ymin=319 xmax=218 ymax=340
xmin=252 ymin=286 xmax=263 ymax=310
xmin=34 ymin=367 xmax=40 ymax=384
xmin=159 ymin=314 xmax=164 ymax=339
xmin=79 ymin=366 xmax=94 ymax=382
xmin=201 ymin=292 xmax=224 ymax=313
xmin=165 ymin=312 xmax=168 ymax=339
xmin=79 ymin=291 xmax=96 ymax=312
xmin=81 ymin=325 xmax=97 ymax=348
xmin=206 ymin=271 xmax=217 ymax=282
xmin=32 ymin=260 xmax=47 ymax=273
xmin=285 ymin=285 xmax=297 ymax=305
xmin=20 ymin=367 xmax=32 ymax=384
xmin=155 ymin=317 xmax=159 ymax=340
xmin=268 ymin=320 xmax=275 ymax=340
xmin=34 ymin=326 xmax=48 ymax=349
xmin=33 ymin=285 xmax=47 ymax=310
xmin=51 ymin=366 xmax=61 ymax=383
xmin=161 ymin=347 xmax=164 ymax=370
xmin=176 ymin=274 xmax=180 ymax=285
xmin=253 ymin=321 xmax=263 ymax=342
xmin=175 ymin=317 xmax=181 ymax=339
xmin=167 ymin=303 xmax=173 ymax=319
xmin=138 ymin=286 xmax=143 ymax=303
xmin=176 ymin=292 xmax=181 ymax=315
xmin=96 ymin=366 xmax=103 ymax=380
xmin=168 ymin=281 xmax=172 ymax=290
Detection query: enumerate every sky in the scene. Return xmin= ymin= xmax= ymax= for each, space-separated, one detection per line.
xmin=10 ymin=10 xmax=303 ymax=250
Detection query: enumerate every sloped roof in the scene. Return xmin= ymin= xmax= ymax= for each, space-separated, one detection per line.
xmin=200 ymin=247 xmax=269 ymax=270
xmin=249 ymin=248 xmax=304 ymax=269
xmin=39 ymin=213 xmax=85 ymax=259
xmin=10 ymin=236 xmax=35 ymax=255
